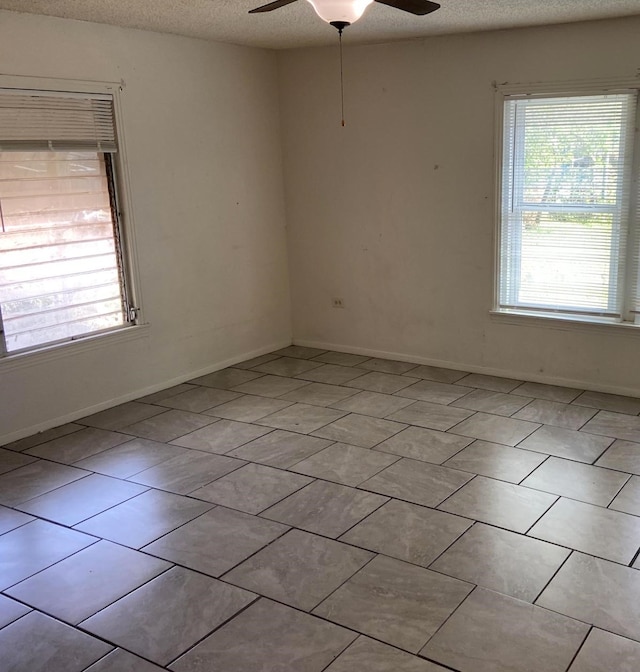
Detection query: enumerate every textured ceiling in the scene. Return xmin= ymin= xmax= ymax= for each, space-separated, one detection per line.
xmin=1 ymin=0 xmax=640 ymax=49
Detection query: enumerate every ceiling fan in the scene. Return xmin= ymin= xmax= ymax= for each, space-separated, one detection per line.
xmin=249 ymin=0 xmax=441 ymax=126
xmin=249 ymin=0 xmax=440 ymax=32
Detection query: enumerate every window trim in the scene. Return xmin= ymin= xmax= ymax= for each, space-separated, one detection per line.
xmin=493 ymin=76 xmax=640 ymax=331
xmin=0 ymin=74 xmax=145 ymax=359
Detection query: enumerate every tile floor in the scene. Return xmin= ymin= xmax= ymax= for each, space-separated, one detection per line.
xmin=2 ymin=346 xmax=640 ymax=671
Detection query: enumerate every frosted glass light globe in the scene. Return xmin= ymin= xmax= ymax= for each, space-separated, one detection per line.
xmin=306 ymin=0 xmax=374 ymax=24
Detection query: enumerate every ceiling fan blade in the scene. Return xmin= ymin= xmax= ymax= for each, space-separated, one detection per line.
xmin=248 ymin=0 xmax=299 ymax=13
xmin=374 ymin=0 xmax=440 ymax=16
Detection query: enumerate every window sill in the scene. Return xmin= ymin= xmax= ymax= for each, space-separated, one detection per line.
xmin=0 ymin=323 xmax=150 ymax=374
xmin=490 ymin=310 xmax=640 ymax=337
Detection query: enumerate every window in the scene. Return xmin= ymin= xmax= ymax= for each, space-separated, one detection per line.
xmin=0 ymin=87 xmax=137 ymax=355
xmin=496 ymin=85 xmax=640 ymax=326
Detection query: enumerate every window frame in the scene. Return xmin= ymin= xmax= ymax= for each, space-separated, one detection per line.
xmin=0 ymin=74 xmax=146 ymax=365
xmin=492 ymin=77 xmax=640 ymax=333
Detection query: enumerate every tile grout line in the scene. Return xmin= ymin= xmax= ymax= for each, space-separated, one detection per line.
xmin=562 ymin=625 xmax=593 ymax=672
xmin=416 ymin=584 xmax=479 ymax=662
xmin=523 ymin=494 xmax=561 ymax=536
xmin=163 ymin=593 xmax=262 ymax=669
xmin=531 ymin=550 xmax=575 ymax=605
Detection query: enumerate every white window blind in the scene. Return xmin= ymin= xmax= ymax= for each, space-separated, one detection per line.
xmin=0 ymin=151 xmax=129 ymax=353
xmin=0 ymin=89 xmax=117 ymax=153
xmin=0 ymin=87 xmax=133 ymax=356
xmin=499 ymin=92 xmax=640 ymax=322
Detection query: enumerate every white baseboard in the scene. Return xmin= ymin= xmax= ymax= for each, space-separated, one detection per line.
xmin=1 ymin=339 xmax=292 ymax=445
xmin=293 ymin=338 xmax=640 ymax=399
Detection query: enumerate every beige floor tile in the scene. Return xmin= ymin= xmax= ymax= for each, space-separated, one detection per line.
xmin=256 ymin=403 xmax=347 ymax=434
xmin=170 ymin=598 xmax=356 ymax=672
xmin=450 ymin=412 xmax=540 ymax=446
xmin=231 ymin=374 xmax=310 ymax=398
xmin=2 ymin=423 xmax=83 ymax=453
xmin=512 ymin=381 xmax=582 ymax=404
xmin=528 ymin=497 xmax=640 ymax=564
xmin=188 ymin=367 xmax=263 ymax=389
xmin=395 ymin=380 xmax=473 ymax=405
xmin=73 ymin=438 xmax=185 ymax=479
xmin=143 ymin=507 xmax=288 ymax=577
xmin=455 ymin=373 xmax=522 ymax=393
xmin=75 ymin=489 xmax=212 ymax=549
xmin=519 ymin=425 xmax=613 ymax=463
xmin=569 ymin=628 xmax=640 ymax=672
xmin=361 ymin=458 xmax=473 ymax=508
xmin=0 ymin=505 xmax=34 ymax=535
xmin=313 ymin=413 xmax=406 ymax=448
xmin=78 ymin=402 xmax=165 ymax=431
xmin=296 ymin=364 xmax=369 ymax=385
xmin=451 ymin=389 xmax=533 ymax=417
xmin=274 ymin=345 xmax=328 ymax=359
xmin=312 ymin=351 xmax=370 ymax=366
xmin=0 ymin=461 xmax=89 ymax=506
xmin=325 ymin=636 xmax=448 ymax=672
xmin=0 ymin=519 xmax=96 ymax=590
xmin=135 ymin=384 xmax=198 ymax=404
xmin=513 ymin=399 xmax=597 ymax=430
xmin=596 ymin=439 xmax=640 ymax=474
xmin=386 ymin=401 xmax=474 ymax=431
xmin=573 ymin=390 xmax=640 ymax=415
xmin=356 ymin=358 xmax=419 ymax=375
xmin=581 ymin=411 xmax=640 ymax=443
xmin=224 ymin=529 xmax=373 ymax=610
xmin=85 ymin=648 xmax=166 ymax=672
xmin=430 ymin=523 xmax=570 ymax=602
xmin=25 ymin=427 xmax=132 ymax=464
xmin=0 ymin=447 xmax=36 ymax=475
xmin=15 ymin=473 xmax=147 ymax=526
xmin=610 ymin=475 xmax=640 ymax=515
xmin=444 ymin=440 xmax=547 ymax=483
xmin=7 ymin=540 xmax=170 ymax=624
xmin=208 ymin=395 xmax=293 ymax=422
xmin=344 ymin=371 xmax=417 ymax=394
xmin=190 ymin=462 xmax=312 ymax=513
xmin=291 ymin=442 xmax=399 ymax=486
xmin=127 ymin=451 xmax=246 ymax=494
xmin=374 ymin=426 xmax=472 ymax=464
xmin=0 ymin=612 xmax=111 ymax=672
xmin=313 ymin=555 xmax=472 ymax=653
xmin=157 ymin=387 xmax=242 ymax=413
xmin=253 ymin=356 xmax=324 ymax=377
xmin=233 ymin=353 xmax=280 ymax=369
xmin=82 ymin=567 xmax=255 ymax=665
xmin=438 ymin=476 xmax=557 ymax=533
xmin=341 ymin=499 xmax=471 ymax=567
xmin=0 ymin=594 xmax=31 ymax=629
xmin=521 ymin=457 xmax=630 ymax=506
xmin=421 ymin=588 xmax=588 ymax=672
xmin=537 ymin=552 xmax=640 ymax=642
xmin=330 ymin=390 xmax=414 ymax=418
xmin=120 ymin=409 xmax=216 ymax=442
xmin=402 ymin=365 xmax=468 ymax=384
xmin=228 ymin=429 xmax=332 ymax=468
xmin=279 ymin=382 xmax=358 ymax=407
xmin=262 ymin=479 xmax=388 ymax=538
xmin=171 ymin=419 xmax=272 ymax=454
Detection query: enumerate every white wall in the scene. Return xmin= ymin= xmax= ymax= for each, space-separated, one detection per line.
xmin=279 ymin=16 xmax=640 ymax=396
xmin=0 ymin=11 xmax=291 ymax=442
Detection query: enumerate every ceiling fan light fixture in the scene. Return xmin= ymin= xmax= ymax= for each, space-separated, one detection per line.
xmin=305 ymin=0 xmax=374 ymax=25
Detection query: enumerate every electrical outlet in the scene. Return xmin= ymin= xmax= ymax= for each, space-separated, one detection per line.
xmin=332 ymin=297 xmax=346 ymax=309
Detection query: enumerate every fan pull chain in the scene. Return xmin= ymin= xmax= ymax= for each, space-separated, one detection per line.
xmin=339 ymin=29 xmax=345 ymax=127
